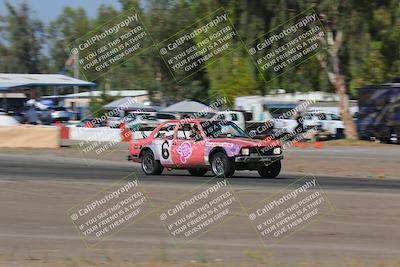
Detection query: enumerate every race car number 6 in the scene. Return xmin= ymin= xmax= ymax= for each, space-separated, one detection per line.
xmin=161 ymin=141 xmax=170 ymax=159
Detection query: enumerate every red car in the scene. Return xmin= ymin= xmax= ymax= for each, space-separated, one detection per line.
xmin=129 ymin=120 xmax=283 ymax=178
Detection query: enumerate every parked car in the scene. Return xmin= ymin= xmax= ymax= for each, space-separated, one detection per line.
xmin=304 ymin=111 xmax=344 ymax=138
xmin=274 ymin=111 xmax=344 ymax=139
xmin=39 ymin=108 xmax=52 ymax=124
xmin=357 ymin=83 xmax=400 ymax=143
xmin=210 ymin=111 xmax=247 ymax=130
xmin=108 ymin=112 xmax=159 ymax=130
xmin=50 ymin=107 xmax=70 ymax=122
xmin=156 ymin=112 xmax=180 ymax=123
xmin=125 ymin=112 xmax=159 ymax=131
xmin=0 ymin=111 xmax=20 ymax=126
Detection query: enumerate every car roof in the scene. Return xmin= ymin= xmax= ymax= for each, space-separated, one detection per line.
xmin=307 ymin=111 xmax=337 ymax=115
xmin=161 ymin=119 xmax=224 ymax=124
xmin=161 ymin=119 xmax=204 ymax=124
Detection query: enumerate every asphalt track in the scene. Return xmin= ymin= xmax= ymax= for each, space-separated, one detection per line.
xmin=0 ymin=151 xmax=399 ymax=192
xmin=0 ymin=150 xmax=399 ymax=266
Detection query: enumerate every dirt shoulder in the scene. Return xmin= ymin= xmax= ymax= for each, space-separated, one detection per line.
xmin=0 ymin=141 xmax=399 ymax=180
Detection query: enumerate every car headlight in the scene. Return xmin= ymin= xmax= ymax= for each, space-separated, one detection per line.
xmin=241 ymin=148 xmax=250 ymax=156
xmin=273 ymin=147 xmax=281 ymax=155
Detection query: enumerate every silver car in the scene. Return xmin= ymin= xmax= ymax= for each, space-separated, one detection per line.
xmin=51 ymin=107 xmax=70 ymax=122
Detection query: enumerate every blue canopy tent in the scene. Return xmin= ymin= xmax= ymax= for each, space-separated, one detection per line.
xmin=0 ymin=74 xmax=96 ymax=90
xmin=0 ymin=73 xmax=96 ymax=111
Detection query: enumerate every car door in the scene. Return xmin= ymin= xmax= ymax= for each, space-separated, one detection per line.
xmin=329 ymin=113 xmax=343 ymax=134
xmin=171 ymin=122 xmax=205 ymax=167
xmin=324 ymin=114 xmax=335 ymax=134
xmin=151 ymin=123 xmax=177 ymax=166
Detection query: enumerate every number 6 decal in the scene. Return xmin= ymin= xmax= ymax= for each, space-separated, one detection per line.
xmin=161 ymin=140 xmax=170 ymax=160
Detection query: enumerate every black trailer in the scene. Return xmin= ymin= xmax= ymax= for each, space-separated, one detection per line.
xmin=357 ymin=82 xmax=400 ymax=143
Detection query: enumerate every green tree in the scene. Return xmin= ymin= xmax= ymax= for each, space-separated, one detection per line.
xmin=0 ymin=1 xmax=45 ymax=73
xmin=47 ymin=7 xmax=90 ymax=74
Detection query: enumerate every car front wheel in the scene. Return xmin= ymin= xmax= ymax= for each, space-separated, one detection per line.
xmin=258 ymin=160 xmax=281 ymax=178
xmin=210 ymin=152 xmax=235 ymax=178
xmin=141 ymin=150 xmax=164 ymax=175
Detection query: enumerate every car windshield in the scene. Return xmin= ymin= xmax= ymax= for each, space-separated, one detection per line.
xmin=200 ymin=121 xmax=249 ymax=138
xmin=139 ymin=114 xmax=157 ymax=120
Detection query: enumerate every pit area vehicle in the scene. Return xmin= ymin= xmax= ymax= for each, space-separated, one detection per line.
xmin=274 ymin=111 xmax=344 ymax=139
xmin=108 ymin=112 xmax=158 ymax=130
xmin=357 ymin=82 xmax=400 ymax=144
xmin=129 ymin=119 xmax=283 ymax=178
xmin=0 ymin=111 xmax=19 ymax=126
xmin=210 ymin=111 xmax=247 ymax=130
xmin=303 ymin=111 xmax=344 ymax=138
xmin=50 ymin=106 xmax=71 ymax=122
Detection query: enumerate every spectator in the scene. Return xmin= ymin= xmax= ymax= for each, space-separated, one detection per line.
xmin=24 ymin=106 xmax=39 ymax=125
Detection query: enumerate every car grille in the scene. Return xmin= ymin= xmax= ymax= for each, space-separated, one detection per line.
xmin=249 ymin=147 xmax=274 ymax=156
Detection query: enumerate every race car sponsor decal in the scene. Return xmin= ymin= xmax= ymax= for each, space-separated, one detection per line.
xmin=177 ymin=141 xmax=192 ymax=163
xmin=205 ymin=141 xmax=234 ymax=148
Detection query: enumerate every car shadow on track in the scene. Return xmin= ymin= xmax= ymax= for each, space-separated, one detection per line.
xmin=155 ymin=170 xmax=294 ymax=180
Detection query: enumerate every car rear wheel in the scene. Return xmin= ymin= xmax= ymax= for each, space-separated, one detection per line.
xmin=258 ymin=160 xmax=281 ymax=178
xmin=211 ymin=152 xmax=235 ymax=178
xmin=141 ymin=150 xmax=164 ymax=175
xmin=188 ymin=168 xmax=208 ymax=176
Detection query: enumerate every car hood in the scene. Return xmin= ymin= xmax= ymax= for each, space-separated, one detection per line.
xmin=205 ymin=137 xmax=280 ymax=148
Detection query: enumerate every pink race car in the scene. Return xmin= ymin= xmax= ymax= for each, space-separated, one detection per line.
xmin=129 ymin=120 xmax=283 ymax=178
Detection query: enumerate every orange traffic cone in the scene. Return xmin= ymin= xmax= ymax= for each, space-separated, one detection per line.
xmin=120 ymin=123 xmax=132 ymax=142
xmin=314 ymin=142 xmax=322 ymax=149
xmin=85 ymin=121 xmax=93 ymax=128
xmin=299 ymin=142 xmax=308 ymax=149
xmin=292 ymin=140 xmax=300 ymax=147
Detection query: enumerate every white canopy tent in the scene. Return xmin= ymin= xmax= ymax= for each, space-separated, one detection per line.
xmin=161 ymin=100 xmax=218 ymax=113
xmin=0 ymin=74 xmax=96 ymax=90
xmin=103 ymin=97 xmax=156 ymax=112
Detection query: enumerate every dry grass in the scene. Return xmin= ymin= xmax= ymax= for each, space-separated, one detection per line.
xmin=1 ymin=251 xmax=400 ymax=267
xmin=318 ymin=139 xmax=389 ymax=147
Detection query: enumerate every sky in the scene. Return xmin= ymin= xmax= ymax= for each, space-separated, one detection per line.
xmin=1 ymin=0 xmax=122 ymax=24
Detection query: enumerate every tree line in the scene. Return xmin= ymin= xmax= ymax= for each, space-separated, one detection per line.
xmin=0 ymin=0 xmax=399 ymax=106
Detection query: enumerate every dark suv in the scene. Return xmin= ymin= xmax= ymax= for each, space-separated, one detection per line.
xmin=357 ymin=82 xmax=400 ymax=144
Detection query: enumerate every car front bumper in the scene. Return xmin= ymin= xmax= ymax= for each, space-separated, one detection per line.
xmin=235 ymin=154 xmax=283 ymax=163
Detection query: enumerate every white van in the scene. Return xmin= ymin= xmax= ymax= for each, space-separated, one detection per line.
xmin=211 ymin=111 xmax=246 ymax=130
xmin=274 ymin=111 xmax=344 ymax=138
xmin=108 ymin=112 xmax=159 ymax=130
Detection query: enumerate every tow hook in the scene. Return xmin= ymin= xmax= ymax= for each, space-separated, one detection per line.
xmin=127 ymin=155 xmax=132 ymax=161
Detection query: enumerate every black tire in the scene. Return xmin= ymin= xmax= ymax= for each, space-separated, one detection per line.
xmin=258 ymin=160 xmax=281 ymax=178
xmin=335 ymin=128 xmax=345 ymax=139
xmin=210 ymin=152 xmax=235 ymax=178
xmin=141 ymin=149 xmax=164 ymax=175
xmin=396 ymin=129 xmax=400 ymax=145
xmin=188 ymin=168 xmax=208 ymax=176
